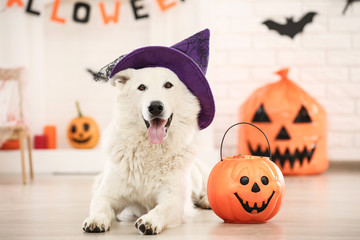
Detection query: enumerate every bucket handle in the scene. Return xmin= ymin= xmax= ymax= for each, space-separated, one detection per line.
xmin=220 ymin=122 xmax=272 ymax=161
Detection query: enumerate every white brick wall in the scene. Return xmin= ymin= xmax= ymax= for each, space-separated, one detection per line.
xmin=212 ymin=0 xmax=360 ymax=160
xmin=3 ymin=0 xmax=358 ymax=163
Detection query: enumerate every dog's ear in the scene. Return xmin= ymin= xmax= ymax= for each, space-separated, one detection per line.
xmin=109 ymin=68 xmax=134 ymax=87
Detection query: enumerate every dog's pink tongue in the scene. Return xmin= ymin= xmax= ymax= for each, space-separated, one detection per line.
xmin=148 ymin=119 xmax=167 ymax=144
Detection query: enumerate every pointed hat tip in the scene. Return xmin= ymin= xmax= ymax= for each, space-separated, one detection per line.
xmin=171 ymin=28 xmax=210 ymax=75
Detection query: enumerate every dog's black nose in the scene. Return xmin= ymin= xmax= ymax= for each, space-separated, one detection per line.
xmin=148 ymin=101 xmax=164 ymax=116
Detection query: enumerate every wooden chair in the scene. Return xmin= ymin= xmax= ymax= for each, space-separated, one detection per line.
xmin=0 ymin=68 xmax=33 ymax=184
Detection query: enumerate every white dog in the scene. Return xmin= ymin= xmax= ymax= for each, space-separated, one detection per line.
xmin=82 ymin=67 xmax=211 ymax=235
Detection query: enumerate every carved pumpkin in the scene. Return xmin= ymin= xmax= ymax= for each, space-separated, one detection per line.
xmin=207 ymin=154 xmax=285 ymax=223
xmin=67 ymin=101 xmax=100 ymax=149
xmin=238 ymin=68 xmax=328 ymax=175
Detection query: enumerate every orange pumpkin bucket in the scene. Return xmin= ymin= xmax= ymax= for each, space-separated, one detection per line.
xmin=207 ymin=122 xmax=285 ymax=223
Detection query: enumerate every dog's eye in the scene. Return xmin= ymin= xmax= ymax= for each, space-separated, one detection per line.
xmin=137 ymin=84 xmax=147 ymax=91
xmin=164 ymin=82 xmax=173 ymax=89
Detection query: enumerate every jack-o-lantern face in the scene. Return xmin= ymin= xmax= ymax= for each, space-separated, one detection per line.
xmin=67 ymin=102 xmax=100 ymax=149
xmin=207 ymin=155 xmax=285 ymax=223
xmin=238 ymin=68 xmax=328 ymax=175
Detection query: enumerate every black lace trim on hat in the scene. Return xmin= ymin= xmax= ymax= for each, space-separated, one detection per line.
xmin=93 ymin=55 xmax=126 ymax=82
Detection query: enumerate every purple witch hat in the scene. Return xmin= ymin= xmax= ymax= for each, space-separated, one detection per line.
xmin=95 ymin=29 xmax=215 ymax=130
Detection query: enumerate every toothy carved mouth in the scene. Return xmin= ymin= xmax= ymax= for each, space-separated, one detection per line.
xmin=248 ymin=142 xmax=316 ymax=168
xmin=234 ymin=191 xmax=275 ymax=214
xmin=72 ymin=137 xmax=91 ymax=143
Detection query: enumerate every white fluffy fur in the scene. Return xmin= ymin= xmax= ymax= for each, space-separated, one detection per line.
xmin=82 ymin=67 xmax=210 ymax=235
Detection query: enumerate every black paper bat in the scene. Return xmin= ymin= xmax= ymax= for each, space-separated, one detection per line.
xmin=86 ymin=68 xmax=107 ymax=81
xmin=343 ymin=0 xmax=360 ymax=15
xmin=262 ymin=12 xmax=317 ymax=39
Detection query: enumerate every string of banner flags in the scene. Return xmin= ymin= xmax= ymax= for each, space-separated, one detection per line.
xmin=2 ymin=0 xmax=186 ymax=24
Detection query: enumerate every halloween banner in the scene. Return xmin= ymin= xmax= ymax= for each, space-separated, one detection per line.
xmin=2 ymin=0 xmax=186 ymax=24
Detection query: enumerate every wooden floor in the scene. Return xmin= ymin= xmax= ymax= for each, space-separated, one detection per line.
xmin=1 ymin=163 xmax=360 ymax=240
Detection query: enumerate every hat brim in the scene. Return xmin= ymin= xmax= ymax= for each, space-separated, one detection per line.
xmin=109 ymin=46 xmax=215 ymax=130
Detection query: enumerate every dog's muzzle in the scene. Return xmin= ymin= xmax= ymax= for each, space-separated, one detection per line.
xmin=143 ymin=113 xmax=173 ymax=144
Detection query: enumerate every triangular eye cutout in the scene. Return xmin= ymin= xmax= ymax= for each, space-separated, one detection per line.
xmin=252 ymin=104 xmax=271 ymax=123
xmin=294 ymin=105 xmax=312 ymax=123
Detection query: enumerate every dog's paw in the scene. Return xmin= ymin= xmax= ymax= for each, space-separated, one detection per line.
xmin=135 ymin=214 xmax=163 ymax=235
xmin=82 ymin=215 xmax=111 ymax=233
xmin=197 ymin=195 xmax=211 ymax=209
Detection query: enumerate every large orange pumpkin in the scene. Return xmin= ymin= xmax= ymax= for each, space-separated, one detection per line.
xmin=238 ymin=68 xmax=328 ymax=175
xmin=207 ymin=154 xmax=285 ymax=223
xmin=67 ymin=101 xmax=100 ymax=149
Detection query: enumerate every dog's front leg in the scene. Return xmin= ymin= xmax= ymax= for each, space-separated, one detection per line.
xmin=135 ymin=172 xmax=191 ymax=235
xmin=83 ymin=170 xmax=126 ymax=233
xmin=135 ymin=194 xmax=185 ymax=235
xmin=82 ymin=191 xmax=118 ymax=233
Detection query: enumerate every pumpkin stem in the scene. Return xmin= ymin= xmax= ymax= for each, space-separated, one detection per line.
xmin=275 ymin=68 xmax=289 ymax=81
xmin=75 ymin=101 xmax=83 ymax=117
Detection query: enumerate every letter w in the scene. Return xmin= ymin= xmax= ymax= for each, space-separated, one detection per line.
xmin=99 ymin=1 xmax=121 ymax=24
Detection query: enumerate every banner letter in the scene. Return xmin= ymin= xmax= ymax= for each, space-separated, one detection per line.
xmin=73 ymin=2 xmax=91 ymax=23
xmin=130 ymin=0 xmax=149 ymax=20
xmin=26 ymin=0 xmax=40 ymax=16
xmin=99 ymin=1 xmax=120 ymax=24
xmin=51 ymin=0 xmax=66 ymax=24
xmin=156 ymin=0 xmax=176 ymax=12
xmin=7 ymin=0 xmax=23 ymax=7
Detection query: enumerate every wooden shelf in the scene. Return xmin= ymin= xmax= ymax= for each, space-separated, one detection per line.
xmin=0 ymin=147 xmax=218 ymax=174
xmin=0 ymin=148 xmax=105 ymax=174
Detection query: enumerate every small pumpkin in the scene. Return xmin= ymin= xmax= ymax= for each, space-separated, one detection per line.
xmin=67 ymin=101 xmax=100 ymax=149
xmin=207 ymin=154 xmax=285 ymax=223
